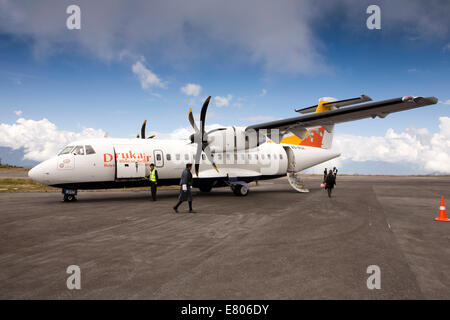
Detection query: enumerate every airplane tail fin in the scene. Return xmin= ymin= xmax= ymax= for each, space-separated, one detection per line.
xmin=281 ymin=97 xmax=336 ymax=149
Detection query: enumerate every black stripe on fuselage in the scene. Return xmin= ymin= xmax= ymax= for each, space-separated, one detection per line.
xmin=50 ymin=175 xmax=285 ymax=190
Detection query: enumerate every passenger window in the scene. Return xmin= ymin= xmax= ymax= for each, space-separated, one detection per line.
xmin=176 ymin=154 xmax=181 ymax=161
xmin=184 ymin=154 xmax=189 ymax=161
xmin=255 ymin=154 xmax=258 ymax=160
xmin=261 ymin=154 xmax=265 ymax=159
xmin=234 ymin=154 xmax=238 ymax=161
xmin=280 ymin=154 xmax=283 ymax=160
xmin=274 ymin=154 xmax=277 ymax=159
xmin=85 ymin=145 xmax=96 ymax=155
xmin=156 ymin=154 xmax=162 ymax=161
xmin=248 ymin=154 xmax=252 ymax=160
xmin=217 ymin=154 xmax=222 ymax=160
xmin=73 ymin=145 xmax=85 ymax=155
xmin=166 ymin=154 xmax=171 ymax=161
xmin=267 ymin=154 xmax=271 ymax=159
xmin=202 ymin=154 xmax=206 ymax=160
xmin=240 ymin=154 xmax=245 ymax=160
xmin=226 ymin=154 xmax=230 ymax=160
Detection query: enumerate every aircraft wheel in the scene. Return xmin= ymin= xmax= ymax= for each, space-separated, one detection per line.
xmin=63 ymin=195 xmax=77 ymax=202
xmin=232 ymin=184 xmax=249 ymax=196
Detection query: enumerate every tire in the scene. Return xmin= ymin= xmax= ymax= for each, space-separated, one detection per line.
xmin=63 ymin=195 xmax=76 ymax=202
xmin=232 ymin=184 xmax=249 ymax=197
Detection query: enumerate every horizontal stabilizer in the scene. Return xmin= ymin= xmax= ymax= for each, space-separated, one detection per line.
xmin=295 ymin=95 xmax=372 ymax=114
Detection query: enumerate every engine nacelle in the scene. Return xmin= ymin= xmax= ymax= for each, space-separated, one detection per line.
xmin=206 ymin=126 xmax=262 ymax=153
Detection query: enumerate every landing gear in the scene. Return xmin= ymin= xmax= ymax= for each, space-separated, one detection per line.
xmin=63 ymin=194 xmax=77 ymax=202
xmin=62 ymin=189 xmax=78 ymax=202
xmin=231 ymin=184 xmax=249 ymax=196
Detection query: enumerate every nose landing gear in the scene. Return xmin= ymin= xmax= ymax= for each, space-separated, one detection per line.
xmin=62 ymin=189 xmax=78 ymax=202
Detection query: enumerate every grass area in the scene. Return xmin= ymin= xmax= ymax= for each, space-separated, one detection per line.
xmin=0 ymin=178 xmax=58 ymax=192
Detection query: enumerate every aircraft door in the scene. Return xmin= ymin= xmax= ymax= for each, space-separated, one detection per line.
xmin=284 ymin=146 xmax=296 ymax=172
xmin=114 ymin=145 xmax=146 ymax=179
xmin=153 ymin=150 xmax=164 ymax=167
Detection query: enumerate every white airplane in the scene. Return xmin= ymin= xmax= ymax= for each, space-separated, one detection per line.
xmin=28 ymin=95 xmax=438 ymax=201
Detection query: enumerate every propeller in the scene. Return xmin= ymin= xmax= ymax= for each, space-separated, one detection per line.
xmin=137 ymin=120 xmax=155 ymax=139
xmin=188 ymin=96 xmax=222 ymax=177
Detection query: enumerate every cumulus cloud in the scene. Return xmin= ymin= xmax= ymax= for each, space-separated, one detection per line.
xmin=14 ymin=110 xmax=23 ymax=116
xmin=0 ymin=118 xmax=106 ymax=162
xmin=181 ymin=83 xmax=202 ymax=96
xmin=131 ymin=58 xmax=166 ymax=90
xmin=214 ymin=94 xmax=233 ymax=107
xmin=332 ymin=117 xmax=450 ymax=173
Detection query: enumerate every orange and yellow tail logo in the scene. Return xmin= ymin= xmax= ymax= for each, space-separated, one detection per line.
xmin=280 ymin=97 xmax=334 ymax=148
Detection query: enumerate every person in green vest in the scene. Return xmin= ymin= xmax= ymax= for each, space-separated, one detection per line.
xmin=149 ymin=163 xmax=158 ymax=201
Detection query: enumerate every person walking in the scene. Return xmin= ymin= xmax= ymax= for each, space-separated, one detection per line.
xmin=149 ymin=163 xmax=158 ymax=201
xmin=333 ymin=167 xmax=338 ymax=177
xmin=173 ymin=163 xmax=196 ymax=213
xmin=325 ymin=169 xmax=336 ymax=198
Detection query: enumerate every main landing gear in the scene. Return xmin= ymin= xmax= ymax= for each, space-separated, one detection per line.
xmin=231 ymin=183 xmax=249 ymax=196
xmin=62 ymin=189 xmax=78 ymax=202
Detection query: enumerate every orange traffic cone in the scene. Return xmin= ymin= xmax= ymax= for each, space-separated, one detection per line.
xmin=435 ymin=196 xmax=450 ymax=222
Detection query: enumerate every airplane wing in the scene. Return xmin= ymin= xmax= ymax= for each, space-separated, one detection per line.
xmin=245 ymin=96 xmax=438 ymax=133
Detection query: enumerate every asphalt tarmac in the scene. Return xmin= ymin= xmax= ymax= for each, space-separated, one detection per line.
xmin=1 ymin=176 xmax=449 ymax=299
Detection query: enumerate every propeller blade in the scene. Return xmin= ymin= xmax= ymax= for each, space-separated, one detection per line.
xmin=199 ymin=96 xmax=211 ymax=138
xmin=204 ymin=149 xmax=219 ymax=173
xmin=136 ymin=133 xmax=140 ymax=138
xmin=148 ymin=135 xmax=156 ymax=139
xmin=141 ymin=120 xmax=147 ymax=139
xmin=188 ymin=108 xmax=199 ymax=133
xmin=194 ymin=142 xmax=202 ymax=177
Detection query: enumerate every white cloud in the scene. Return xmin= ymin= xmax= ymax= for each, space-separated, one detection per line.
xmin=181 ymin=83 xmax=202 ymax=96
xmin=0 ymin=118 xmax=106 ymax=162
xmin=14 ymin=110 xmax=23 ymax=116
xmin=214 ymin=94 xmax=233 ymax=107
xmin=260 ymin=89 xmax=267 ymax=96
xmin=241 ymin=115 xmax=277 ymax=122
xmin=440 ymin=99 xmax=450 ymax=105
xmin=331 ymin=117 xmax=450 ymax=173
xmin=131 ymin=58 xmax=166 ymax=90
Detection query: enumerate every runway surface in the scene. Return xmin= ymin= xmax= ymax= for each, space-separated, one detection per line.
xmin=1 ymin=176 xmax=449 ymax=299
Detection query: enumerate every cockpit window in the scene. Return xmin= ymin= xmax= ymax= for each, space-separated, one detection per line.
xmin=73 ymin=145 xmax=85 ymax=155
xmin=58 ymin=146 xmax=75 ymax=155
xmin=85 ymin=145 xmax=96 ymax=155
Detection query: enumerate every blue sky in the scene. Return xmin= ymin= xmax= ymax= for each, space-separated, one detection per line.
xmin=0 ymin=0 xmax=449 ymax=172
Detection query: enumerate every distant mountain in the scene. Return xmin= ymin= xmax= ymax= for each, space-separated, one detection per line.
xmin=0 ymin=147 xmax=39 ymax=168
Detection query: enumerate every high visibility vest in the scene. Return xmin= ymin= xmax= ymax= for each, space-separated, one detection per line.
xmin=149 ymin=169 xmax=157 ymax=182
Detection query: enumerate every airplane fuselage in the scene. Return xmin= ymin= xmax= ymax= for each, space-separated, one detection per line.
xmin=28 ymin=138 xmax=340 ymax=191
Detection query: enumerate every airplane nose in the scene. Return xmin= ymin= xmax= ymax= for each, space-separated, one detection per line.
xmin=28 ymin=167 xmax=36 ymax=180
xmin=28 ymin=161 xmax=52 ymax=185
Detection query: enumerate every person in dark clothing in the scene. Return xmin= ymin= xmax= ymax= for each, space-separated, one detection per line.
xmin=323 ymin=168 xmax=327 ymax=184
xmin=325 ymin=169 xmax=336 ymax=198
xmin=173 ymin=163 xmax=195 ymax=213
xmin=149 ymin=163 xmax=158 ymax=201
xmin=333 ymin=167 xmax=338 ymax=177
